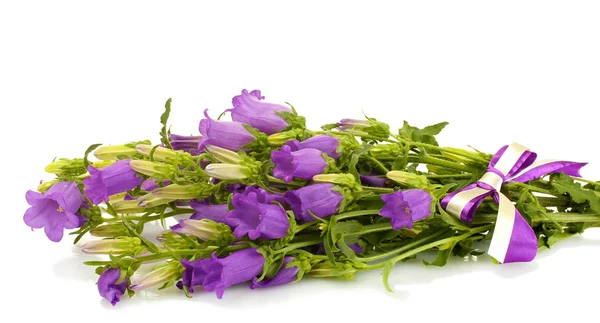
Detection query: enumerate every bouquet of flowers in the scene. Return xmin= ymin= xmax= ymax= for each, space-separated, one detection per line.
xmin=24 ymin=89 xmax=600 ymax=306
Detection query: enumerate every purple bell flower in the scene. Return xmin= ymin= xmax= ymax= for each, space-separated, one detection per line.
xmin=337 ymin=118 xmax=370 ymax=131
xmin=189 ymin=200 xmax=229 ymax=224
xmin=140 ymin=179 xmax=172 ymax=192
xmin=169 ymin=134 xmax=202 ymax=155
xmin=97 ymin=268 xmax=128 ymax=306
xmin=225 ymin=192 xmax=290 ymax=240
xmin=83 ymin=160 xmax=143 ymax=205
xmin=284 ymin=184 xmax=343 ymax=222
xmin=177 ymin=258 xmax=206 ymax=293
xmin=251 ymin=256 xmax=299 ymax=289
xmin=242 ymin=186 xmax=286 ymax=205
xmin=228 ymin=89 xmax=291 ymax=135
xmin=271 ymin=145 xmax=327 ymax=182
xmin=23 ymin=182 xmax=85 ymax=242
xmin=360 ymin=174 xmax=389 ymax=187
xmin=379 ymin=189 xmax=433 ymax=230
xmin=198 ymin=110 xmax=256 ymax=152
xmin=286 ymin=135 xmax=341 ymax=159
xmin=178 ymin=249 xmax=265 ymax=298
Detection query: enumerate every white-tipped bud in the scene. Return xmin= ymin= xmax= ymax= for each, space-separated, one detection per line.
xmin=204 ymin=145 xmax=243 ymax=164
xmin=205 ymin=163 xmax=249 ymax=180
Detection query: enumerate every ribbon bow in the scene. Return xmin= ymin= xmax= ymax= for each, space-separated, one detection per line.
xmin=441 ymin=143 xmax=586 ymax=263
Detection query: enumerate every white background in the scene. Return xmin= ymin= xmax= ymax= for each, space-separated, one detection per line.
xmin=1 ymin=1 xmax=600 ymax=322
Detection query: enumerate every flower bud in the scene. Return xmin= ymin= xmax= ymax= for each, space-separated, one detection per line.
xmin=91 ymin=160 xmax=115 ymax=169
xmin=81 ymin=237 xmax=142 ymax=255
xmin=386 ymin=171 xmax=429 ymax=189
xmin=90 ymin=223 xmax=130 ymax=238
xmin=150 ymin=183 xmax=205 ymax=200
xmin=307 ymin=262 xmax=357 ymax=279
xmin=111 ymin=200 xmax=147 ymax=214
xmin=204 ymin=145 xmax=242 ymax=164
xmin=205 ymin=164 xmax=249 ymax=180
xmin=94 ymin=145 xmax=138 ymax=160
xmin=312 ymin=174 xmax=358 ymax=189
xmin=171 ymin=219 xmax=226 ymax=240
xmin=369 ymin=144 xmax=401 ymax=159
xmin=37 ymin=179 xmax=59 ymax=193
xmin=136 ymin=144 xmax=184 ymax=162
xmin=267 ymin=129 xmax=302 ymax=146
xmin=130 ymin=261 xmax=183 ymax=291
xmin=44 ymin=159 xmax=71 ymax=174
xmin=137 ymin=193 xmax=175 ymax=208
xmin=129 ymin=160 xmax=168 ymax=177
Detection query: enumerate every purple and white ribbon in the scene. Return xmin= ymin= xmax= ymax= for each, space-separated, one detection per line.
xmin=441 ymin=143 xmax=586 ymax=263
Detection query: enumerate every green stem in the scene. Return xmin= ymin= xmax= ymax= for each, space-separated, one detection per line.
xmin=505 ymin=182 xmax=555 ymax=196
xmin=397 ymin=138 xmax=490 ymax=164
xmin=363 ymin=186 xmax=395 ymax=194
xmin=365 ymin=155 xmax=390 ymax=173
xmin=420 ymin=155 xmax=477 ymax=173
xmin=333 ymin=209 xmax=382 ymax=221
xmin=275 ymin=239 xmax=322 ymax=255
xmin=345 ymin=223 xmax=392 ymax=237
xmin=267 ymin=176 xmax=305 ymax=188
xmin=356 ymin=227 xmax=452 ymax=263
xmin=425 ymin=174 xmax=474 ymax=179
xmin=471 ymin=212 xmax=600 ymax=225
xmin=295 ymin=222 xmax=317 ymax=233
xmin=364 ymin=224 xmax=494 ymax=269
xmin=103 ymin=208 xmax=194 ymax=223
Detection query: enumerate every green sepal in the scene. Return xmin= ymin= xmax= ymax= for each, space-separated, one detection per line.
xmin=83 ymin=143 xmax=103 ymax=169
xmin=277 ymin=104 xmax=306 ymax=130
xmin=159 ymin=98 xmax=172 ymax=149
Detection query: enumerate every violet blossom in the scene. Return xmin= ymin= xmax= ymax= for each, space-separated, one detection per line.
xmin=83 ymin=160 xmax=143 ymax=205
xmin=97 ymin=268 xmax=128 ymax=306
xmin=169 ymin=134 xmax=202 ymax=155
xmin=189 ymin=200 xmax=229 ymax=223
xmin=178 ymin=248 xmax=265 ymax=298
xmin=379 ymin=189 xmax=432 ymax=229
xmin=225 ymin=192 xmax=290 ymax=240
xmin=229 ymin=89 xmax=291 ymax=135
xmin=198 ymin=110 xmax=256 ymax=152
xmin=284 ymin=184 xmax=343 ymax=222
xmin=271 ymin=145 xmax=327 ymax=182
xmin=286 ymin=135 xmax=341 ymax=159
xmin=251 ymin=256 xmax=299 ymax=289
xmin=23 ymin=182 xmax=85 ymax=242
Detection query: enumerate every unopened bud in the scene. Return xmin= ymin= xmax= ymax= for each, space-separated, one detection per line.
xmin=81 ymin=237 xmax=142 ymax=255
xmin=386 ymin=171 xmax=429 ymax=189
xmin=130 ymin=261 xmax=183 ymax=291
xmin=205 ymin=163 xmax=249 ymax=180
xmin=94 ymin=145 xmax=138 ymax=160
xmin=204 ymin=145 xmax=242 ymax=164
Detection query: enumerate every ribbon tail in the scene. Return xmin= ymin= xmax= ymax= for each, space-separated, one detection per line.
xmin=488 ymin=193 xmax=537 ymax=264
xmin=509 ymin=160 xmax=587 ymax=183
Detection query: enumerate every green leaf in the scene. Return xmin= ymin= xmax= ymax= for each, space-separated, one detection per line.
xmin=83 ymin=143 xmax=102 ymax=169
xmin=432 ymin=183 xmax=457 ymax=200
xmin=437 ymin=202 xmax=470 ymax=231
xmin=419 ymin=122 xmax=449 ymax=137
xmin=423 ymin=242 xmax=456 ymax=267
xmin=550 ymin=173 xmax=600 ymax=212
xmin=399 ymin=121 xmax=448 ymax=143
xmin=159 ymin=98 xmax=172 ymax=149
xmin=382 ymin=261 xmax=395 ymax=292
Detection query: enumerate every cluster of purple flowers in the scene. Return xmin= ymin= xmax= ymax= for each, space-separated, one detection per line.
xmin=23 ymin=88 xmax=434 ymax=306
